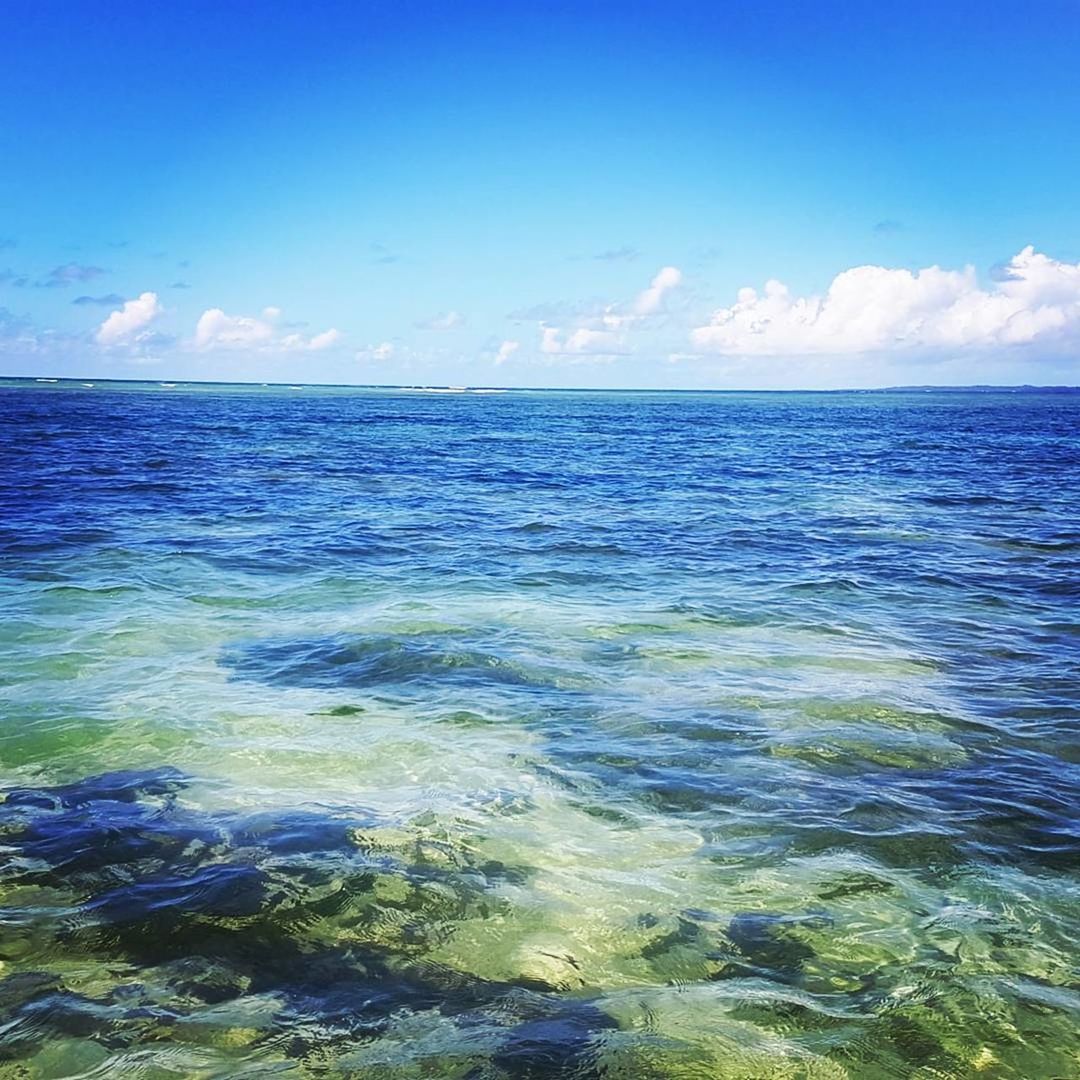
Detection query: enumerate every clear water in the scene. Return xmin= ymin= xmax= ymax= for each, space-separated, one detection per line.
xmin=1 ymin=379 xmax=1078 ymax=1078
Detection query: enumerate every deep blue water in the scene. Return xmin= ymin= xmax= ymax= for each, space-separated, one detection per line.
xmin=1 ymin=380 xmax=1078 ymax=1077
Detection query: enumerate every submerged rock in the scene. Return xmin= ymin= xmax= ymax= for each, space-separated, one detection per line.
xmin=224 ymin=632 xmax=568 ymax=692
xmin=3 ymin=766 xmax=186 ymax=810
xmin=713 ymin=911 xmax=832 ymax=983
xmin=0 ymin=767 xmax=618 ymax=1075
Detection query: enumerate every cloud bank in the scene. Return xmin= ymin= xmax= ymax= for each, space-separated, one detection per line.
xmin=690 ymin=247 xmax=1080 ymax=357
xmin=12 ymin=246 xmax=1078 ymax=386
xmin=194 ymin=306 xmax=341 ymax=352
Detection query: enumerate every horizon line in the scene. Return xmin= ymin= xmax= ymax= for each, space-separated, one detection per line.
xmin=2 ymin=374 xmax=1079 ymax=395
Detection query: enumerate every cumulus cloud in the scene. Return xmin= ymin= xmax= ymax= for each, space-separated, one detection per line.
xmin=193 ymin=306 xmax=341 ymax=352
xmin=540 ymin=326 xmax=626 ymax=356
xmin=304 ymin=326 xmax=341 ymax=347
xmin=194 ymin=308 xmax=274 ymax=349
xmin=634 ymin=266 xmax=683 ymax=315
xmin=493 ymin=339 xmax=520 ymax=366
xmin=414 ymin=310 xmax=466 ymax=331
xmin=690 ymin=247 xmax=1080 ymax=357
xmin=96 ymin=292 xmax=163 ymax=345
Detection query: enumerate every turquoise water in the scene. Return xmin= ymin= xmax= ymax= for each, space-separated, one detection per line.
xmin=1 ymin=379 xmax=1078 ymax=1078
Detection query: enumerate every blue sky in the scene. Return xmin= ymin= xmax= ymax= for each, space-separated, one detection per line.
xmin=2 ymin=0 xmax=1079 ymax=388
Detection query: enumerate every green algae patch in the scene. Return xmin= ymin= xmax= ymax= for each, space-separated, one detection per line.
xmin=311 ymin=703 xmax=367 ymax=716
xmin=767 ymin=726 xmax=967 ymax=771
xmin=436 ymin=709 xmax=497 ymax=727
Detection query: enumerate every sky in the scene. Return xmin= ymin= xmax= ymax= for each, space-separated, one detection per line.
xmin=2 ymin=0 xmax=1080 ymax=389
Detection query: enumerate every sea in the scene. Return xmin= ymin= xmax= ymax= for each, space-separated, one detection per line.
xmin=1 ymin=378 xmax=1078 ymax=1078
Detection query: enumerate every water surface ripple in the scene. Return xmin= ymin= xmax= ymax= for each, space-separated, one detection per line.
xmin=1 ymin=381 xmax=1078 ymax=1077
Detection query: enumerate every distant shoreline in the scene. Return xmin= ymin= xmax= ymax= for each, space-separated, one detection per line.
xmin=1 ymin=376 xmax=1078 ymax=395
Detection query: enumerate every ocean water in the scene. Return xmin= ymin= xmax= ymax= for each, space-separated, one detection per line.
xmin=1 ymin=378 xmax=1078 ymax=1078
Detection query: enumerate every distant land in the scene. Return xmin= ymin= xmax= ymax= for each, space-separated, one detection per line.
xmin=874 ymin=384 xmax=1080 ymax=393
xmin=1 ymin=376 xmax=1078 ymax=394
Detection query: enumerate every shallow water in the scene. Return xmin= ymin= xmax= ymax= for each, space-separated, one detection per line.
xmin=1 ymin=379 xmax=1078 ymax=1078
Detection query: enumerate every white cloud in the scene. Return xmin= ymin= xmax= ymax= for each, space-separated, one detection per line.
xmin=194 ymin=308 xmax=274 ymax=349
xmin=415 ymin=310 xmax=466 ymax=331
xmin=357 ymin=341 xmax=395 ymax=361
xmin=534 ymin=265 xmax=684 ymax=358
xmin=96 ymin=292 xmax=163 ymax=346
xmin=193 ymin=306 xmax=340 ymax=351
xmin=540 ymin=326 xmax=626 ymax=356
xmin=281 ymin=328 xmax=342 ymax=351
xmin=634 ymin=265 xmax=683 ymax=315
xmin=493 ymin=339 xmax=520 ymax=366
xmin=690 ymin=247 xmax=1080 ymax=356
